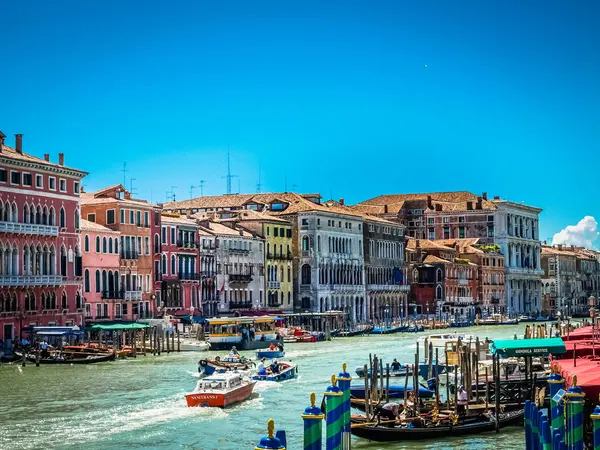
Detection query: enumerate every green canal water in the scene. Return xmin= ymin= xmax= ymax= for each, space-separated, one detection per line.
xmin=0 ymin=325 xmax=527 ymax=450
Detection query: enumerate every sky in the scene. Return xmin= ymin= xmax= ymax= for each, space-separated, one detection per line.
xmin=1 ymin=1 xmax=599 ymax=246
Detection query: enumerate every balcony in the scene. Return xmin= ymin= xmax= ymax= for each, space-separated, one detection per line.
xmin=179 ymin=273 xmax=201 ymax=281
xmin=0 ymin=275 xmax=63 ymax=287
xmin=101 ymin=290 xmax=125 ymax=300
xmin=228 ymin=248 xmax=250 ymax=255
xmin=120 ymin=250 xmax=139 ymax=260
xmin=0 ymin=221 xmax=59 ymax=236
xmin=366 ymin=284 xmax=409 ymax=292
xmin=267 ymin=281 xmax=281 ymax=289
xmin=230 ymin=274 xmax=252 ymax=283
xmin=458 ymin=279 xmax=469 ymax=286
xmin=332 ymin=285 xmax=363 ymax=292
xmin=124 ymin=291 xmax=142 ymax=301
xmin=267 ymin=252 xmax=293 ymax=261
xmin=202 ymin=244 xmax=216 ymax=250
xmin=229 ymin=302 xmax=252 ymax=309
xmin=177 ymin=240 xmax=197 ymax=249
xmin=267 ymin=301 xmax=282 ymax=307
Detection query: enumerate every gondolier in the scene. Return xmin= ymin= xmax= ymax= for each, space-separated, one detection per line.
xmin=457 ymin=385 xmax=468 ymax=416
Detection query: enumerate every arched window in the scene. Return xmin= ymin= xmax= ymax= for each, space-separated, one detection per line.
xmin=287 ymin=291 xmax=291 ymax=305
xmin=84 ymin=235 xmax=89 ymax=252
xmin=436 ymin=285 xmax=443 ymax=300
xmin=95 ymin=236 xmax=101 ymax=252
xmin=61 ymin=291 xmax=68 ymax=309
xmin=102 ymin=270 xmax=107 ymax=295
xmin=60 ymin=246 xmax=67 ymax=277
xmin=301 ymin=264 xmax=311 ymax=285
xmin=95 ymin=269 xmax=100 ymax=293
xmin=161 ymin=254 xmax=167 ymax=274
xmin=76 ymin=291 xmax=82 ymax=309
xmin=60 ymin=207 xmax=66 ymax=228
xmin=84 ymin=269 xmax=90 ymax=292
xmin=171 ymin=255 xmax=176 ymax=275
xmin=317 ymin=236 xmax=321 ymax=252
xmin=436 ymin=268 xmax=442 ymax=282
xmin=114 ymin=238 xmax=119 ymax=254
xmin=413 ymin=268 xmax=419 ymax=282
xmin=49 ymin=206 xmax=55 ymax=226
xmin=74 ymin=209 xmax=80 ymax=230
xmin=102 ymin=237 xmax=107 ymax=253
xmin=154 ymin=234 xmax=160 ymax=254
xmin=302 ymin=236 xmax=309 ymax=251
xmin=108 ymin=237 xmax=113 ymax=253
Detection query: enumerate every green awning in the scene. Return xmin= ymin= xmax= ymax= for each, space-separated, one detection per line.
xmin=87 ymin=323 xmax=151 ymax=331
xmin=490 ymin=337 xmax=566 ymax=358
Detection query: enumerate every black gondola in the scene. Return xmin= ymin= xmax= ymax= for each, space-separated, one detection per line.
xmin=16 ymin=352 xmax=116 ymax=365
xmin=338 ymin=326 xmax=374 ymax=337
xmin=351 ymin=410 xmax=524 ymax=442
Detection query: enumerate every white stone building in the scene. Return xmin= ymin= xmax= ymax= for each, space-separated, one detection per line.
xmin=492 ymin=200 xmax=543 ymax=314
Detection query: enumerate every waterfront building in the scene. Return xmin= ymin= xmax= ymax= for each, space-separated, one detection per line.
xmin=195 ymin=218 xmax=265 ymax=315
xmin=0 ymin=133 xmax=87 ymax=342
xmin=81 ymin=185 xmax=156 ymax=320
xmin=157 ymin=213 xmax=200 ymax=316
xmin=541 ymin=244 xmax=600 ymax=317
xmin=218 ymin=210 xmax=294 ymax=313
xmin=198 ymin=228 xmax=218 ymax=317
xmin=407 ymin=239 xmax=479 ymax=322
xmin=361 ymin=215 xmax=409 ymax=321
xmin=81 ymin=219 xmax=121 ymax=321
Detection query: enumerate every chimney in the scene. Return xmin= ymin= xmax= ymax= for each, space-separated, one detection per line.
xmin=44 ymin=153 xmax=50 ymax=162
xmin=383 ymin=204 xmax=388 ymax=214
xmin=482 ymin=192 xmax=488 ymax=200
xmin=0 ymin=131 xmax=5 ymax=152
xmin=15 ymin=134 xmax=23 ymax=154
xmin=571 ymin=245 xmax=575 ymax=251
xmin=427 ymin=195 xmax=433 ymax=209
xmin=493 ymin=195 xmax=500 ymax=200
xmin=466 ymin=201 xmax=473 ymax=210
xmin=476 ymin=196 xmax=482 ymax=210
xmin=558 ymin=244 xmax=563 ymax=250
xmin=339 ymin=198 xmax=344 ymax=206
xmin=58 ymin=152 xmax=64 ymax=165
xmin=239 ymin=229 xmax=243 ymax=236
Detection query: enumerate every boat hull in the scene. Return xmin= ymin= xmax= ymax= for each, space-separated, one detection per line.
xmin=355 ymin=366 xmax=413 ymax=378
xmin=350 ymin=384 xmax=434 ymax=399
xmin=208 ymin=339 xmax=279 ymax=351
xmin=200 ymin=360 xmax=254 ymax=376
xmin=252 ymin=365 xmax=298 ymax=382
xmin=179 ymin=341 xmax=211 ymax=352
xmin=18 ymin=352 xmax=116 ymax=365
xmin=351 ymin=410 xmax=524 ymax=442
xmin=185 ymin=381 xmax=256 ymax=407
xmin=256 ymin=350 xmax=285 ymax=359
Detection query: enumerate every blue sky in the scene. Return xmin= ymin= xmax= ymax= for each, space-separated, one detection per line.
xmin=1 ymin=1 xmax=598 ymax=245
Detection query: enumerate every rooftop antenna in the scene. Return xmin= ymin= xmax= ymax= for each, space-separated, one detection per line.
xmin=292 ymin=184 xmax=298 ymax=191
xmin=170 ymin=185 xmax=178 ymax=202
xmin=221 ymin=146 xmax=237 ymax=194
xmin=199 ymin=180 xmax=206 ymax=196
xmin=129 ymin=178 xmax=137 ymax=197
xmin=121 ymin=162 xmax=128 ymax=186
xmin=256 ymin=167 xmax=262 ymax=193
xmin=189 ymin=185 xmax=196 ymax=199
xmin=329 ymin=187 xmax=333 ymax=201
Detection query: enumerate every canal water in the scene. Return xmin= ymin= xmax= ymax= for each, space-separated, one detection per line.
xmin=0 ymin=325 xmax=527 ymax=450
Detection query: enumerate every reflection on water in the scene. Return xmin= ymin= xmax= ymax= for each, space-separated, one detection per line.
xmin=0 ymin=325 xmax=526 ymax=449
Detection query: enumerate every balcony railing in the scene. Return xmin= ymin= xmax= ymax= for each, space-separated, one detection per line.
xmin=267 ymin=252 xmax=293 ymax=260
xmin=179 ymin=273 xmax=201 ymax=281
xmin=101 ymin=290 xmax=125 ymax=300
xmin=228 ymin=248 xmax=250 ymax=255
xmin=267 ymin=281 xmax=281 ymax=289
xmin=124 ymin=290 xmax=142 ymax=301
xmin=200 ymin=271 xmax=216 ymax=277
xmin=120 ymin=250 xmax=139 ymax=260
xmin=176 ymin=240 xmax=197 ymax=249
xmin=229 ymin=302 xmax=252 ymax=309
xmin=202 ymin=244 xmax=216 ymax=250
xmin=0 ymin=275 xmax=63 ymax=287
xmin=0 ymin=221 xmax=59 ymax=236
xmin=230 ymin=274 xmax=252 ymax=283
xmin=458 ymin=279 xmax=469 ymax=286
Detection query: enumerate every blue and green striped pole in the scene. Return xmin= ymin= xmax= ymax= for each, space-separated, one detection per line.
xmin=525 ymin=400 xmax=532 ymax=449
xmin=591 ymin=403 xmax=600 ymax=450
xmin=541 ymin=417 xmax=552 ymax=450
xmin=548 ymin=365 xmax=565 ymax=441
xmin=565 ymin=377 xmax=585 ymax=450
xmin=255 ymin=418 xmax=286 ymax=450
xmin=337 ymin=363 xmax=352 ymax=450
xmin=302 ymin=392 xmax=325 ymax=450
xmin=532 ymin=403 xmax=540 ymax=450
xmin=324 ymin=374 xmax=343 ymax=450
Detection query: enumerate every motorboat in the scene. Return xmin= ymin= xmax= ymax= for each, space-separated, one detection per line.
xmin=198 ymin=355 xmax=255 ymax=376
xmin=355 ymin=365 xmax=413 ymax=378
xmin=256 ymin=349 xmax=285 ymax=359
xmin=179 ymin=339 xmax=211 ymax=352
xmin=16 ymin=351 xmax=116 ymax=365
xmin=350 ymin=384 xmax=434 ymax=399
xmin=206 ymin=316 xmax=281 ymax=350
xmin=252 ymin=361 xmax=298 ymax=382
xmin=185 ymin=371 xmax=256 ymax=407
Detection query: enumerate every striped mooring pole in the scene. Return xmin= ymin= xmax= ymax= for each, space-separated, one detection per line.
xmin=565 ymin=376 xmax=585 ymax=450
xmin=302 ymin=392 xmax=325 ymax=450
xmin=591 ymin=400 xmax=600 ymax=450
xmin=255 ymin=418 xmax=286 ymax=450
xmin=532 ymin=402 xmax=540 ymax=450
xmin=525 ymin=400 xmax=533 ymax=450
xmin=324 ymin=374 xmax=343 ymax=450
xmin=548 ymin=365 xmax=566 ymax=441
xmin=337 ymin=363 xmax=352 ymax=450
xmin=541 ymin=415 xmax=552 ymax=450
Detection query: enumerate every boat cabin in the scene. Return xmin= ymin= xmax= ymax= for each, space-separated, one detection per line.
xmin=197 ymin=373 xmax=243 ymax=392
xmin=206 ymin=316 xmax=276 ymax=338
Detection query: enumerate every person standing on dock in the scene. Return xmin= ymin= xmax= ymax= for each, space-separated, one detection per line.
xmin=457 ymin=385 xmax=468 ymax=416
xmin=391 ymin=359 xmax=401 ymax=371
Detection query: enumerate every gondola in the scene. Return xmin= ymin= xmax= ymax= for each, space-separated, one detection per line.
xmin=338 ymin=326 xmax=374 ymax=337
xmin=16 ymin=352 xmax=116 ymax=365
xmin=355 ymin=365 xmax=413 ymax=378
xmin=350 ymin=409 xmax=524 ymax=442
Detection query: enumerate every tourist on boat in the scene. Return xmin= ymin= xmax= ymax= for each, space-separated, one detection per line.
xmin=228 ymin=346 xmax=240 ymax=359
xmin=378 ymin=402 xmax=400 ymax=426
xmin=249 ymin=326 xmax=255 ymax=341
xmin=241 ymin=326 xmax=249 ymax=341
xmin=457 ymin=385 xmax=468 ymax=416
xmin=39 ymin=340 xmax=49 ymax=358
xmin=270 ymin=360 xmax=280 ymax=374
xmin=391 ymin=358 xmax=401 ymax=371
xmin=257 ymin=358 xmax=267 ymax=375
xmin=269 ymin=343 xmax=277 ymax=351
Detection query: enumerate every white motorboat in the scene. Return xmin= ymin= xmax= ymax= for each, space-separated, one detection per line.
xmin=179 ymin=339 xmax=211 ymax=352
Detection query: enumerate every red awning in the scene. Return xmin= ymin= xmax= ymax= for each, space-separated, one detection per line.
xmin=554 ymin=358 xmax=600 ymax=399
xmin=172 ymin=309 xmax=202 ymax=317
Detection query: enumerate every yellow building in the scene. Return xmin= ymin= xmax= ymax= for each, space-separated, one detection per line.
xmin=218 ymin=210 xmax=294 ymax=312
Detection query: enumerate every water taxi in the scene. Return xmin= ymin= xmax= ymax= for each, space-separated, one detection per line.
xmin=206 ymin=316 xmax=281 ymax=350
xmin=179 ymin=339 xmax=211 ymax=352
xmin=199 ymin=355 xmax=255 ymax=376
xmin=185 ymin=371 xmax=256 ymax=407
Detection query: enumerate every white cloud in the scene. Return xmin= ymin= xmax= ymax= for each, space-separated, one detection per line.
xmin=552 ymin=216 xmax=599 ymax=248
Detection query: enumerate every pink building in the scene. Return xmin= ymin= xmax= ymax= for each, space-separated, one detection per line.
xmin=157 ymin=213 xmax=200 ymax=316
xmin=81 ymin=219 xmax=122 ymax=321
xmin=0 ymin=132 xmax=87 ymax=343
